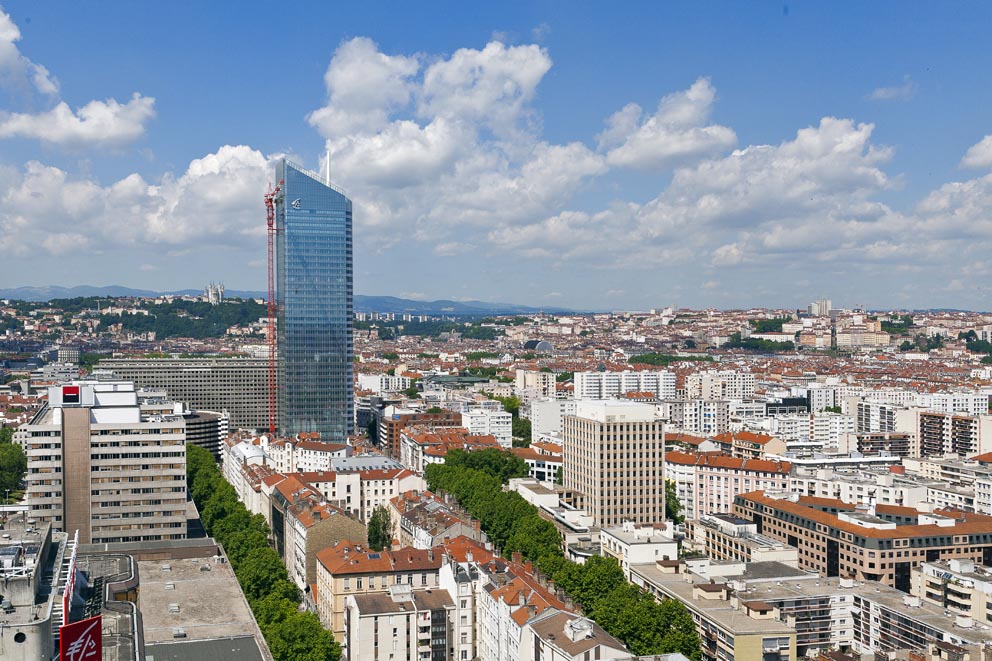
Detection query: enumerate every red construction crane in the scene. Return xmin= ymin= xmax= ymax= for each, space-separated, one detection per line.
xmin=263 ymin=180 xmax=283 ymax=435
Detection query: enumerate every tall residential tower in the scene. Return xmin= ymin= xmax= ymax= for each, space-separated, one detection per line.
xmin=276 ymin=160 xmax=354 ymax=441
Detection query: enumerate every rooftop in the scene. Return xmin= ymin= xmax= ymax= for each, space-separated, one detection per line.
xmin=137 ymin=556 xmax=263 ymax=647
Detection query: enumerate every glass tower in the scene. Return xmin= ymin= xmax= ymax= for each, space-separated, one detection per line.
xmin=275 ymin=159 xmax=354 ymax=441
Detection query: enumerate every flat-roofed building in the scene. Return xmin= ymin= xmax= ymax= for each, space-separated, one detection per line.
xmin=99 ymin=357 xmax=267 ymax=430
xmin=734 ymin=491 xmax=992 ymax=592
xmin=685 ymin=514 xmax=799 ymax=566
xmin=562 ymin=401 xmax=666 ymax=528
xmin=23 ymin=381 xmax=186 ymax=544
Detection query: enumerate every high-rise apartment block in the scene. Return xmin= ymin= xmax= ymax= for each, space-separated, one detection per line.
xmin=276 ymin=160 xmax=354 ymax=441
xmin=572 ymin=370 xmax=676 ymax=400
xmin=562 ymin=400 xmax=666 ymax=527
xmin=23 ymin=381 xmax=187 ymax=544
xmin=98 ymin=356 xmax=267 ymax=430
xmin=684 ymin=370 xmax=756 ymax=400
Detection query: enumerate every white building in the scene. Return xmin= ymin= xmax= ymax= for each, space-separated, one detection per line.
xmin=461 ymin=408 xmax=513 ymax=448
xmin=572 ymin=370 xmax=675 ymax=401
xmin=515 ymin=369 xmax=557 ymax=400
xmin=600 ymin=522 xmax=677 ymax=580
xmin=684 ymin=370 xmax=756 ymax=400
xmin=662 ymin=399 xmax=729 ymax=436
xmin=357 ymin=373 xmax=412 ymax=394
xmin=528 ymin=398 xmax=577 ymax=437
xmin=22 ymin=381 xmax=187 ymax=544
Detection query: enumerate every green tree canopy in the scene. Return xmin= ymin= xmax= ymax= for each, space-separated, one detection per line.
xmin=367 ymin=505 xmax=393 ymax=552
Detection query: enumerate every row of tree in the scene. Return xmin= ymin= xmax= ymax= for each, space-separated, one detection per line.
xmin=628 ymin=353 xmax=713 ymax=367
xmin=425 ymin=449 xmax=701 ymax=659
xmin=186 ymin=446 xmax=341 ymax=661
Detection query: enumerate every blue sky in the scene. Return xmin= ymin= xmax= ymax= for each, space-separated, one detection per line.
xmin=2 ymin=1 xmax=992 ymax=310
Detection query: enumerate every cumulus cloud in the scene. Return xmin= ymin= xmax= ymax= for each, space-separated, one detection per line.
xmin=0 ymin=93 xmax=156 ymax=146
xmin=961 ymin=135 xmax=992 ymax=169
xmin=0 ymin=145 xmax=273 ymax=256
xmin=307 ymin=37 xmax=602 ymax=248
xmin=868 ymin=75 xmax=917 ymax=102
xmin=0 ymin=7 xmax=57 ymax=95
xmin=0 ymin=9 xmax=153 ymax=146
xmin=601 ymin=78 xmax=737 ymax=169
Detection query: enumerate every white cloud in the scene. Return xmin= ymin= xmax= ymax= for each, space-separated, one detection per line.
xmin=602 ymin=78 xmax=737 ymax=169
xmin=0 ymin=7 xmax=57 ymax=95
xmin=305 ymin=37 xmax=602 ymax=250
xmin=419 ymin=41 xmax=551 ymax=135
xmin=0 ymin=93 xmax=155 ymax=146
xmin=868 ymin=75 xmax=917 ymax=101
xmin=0 ymin=145 xmax=273 ymax=256
xmin=0 ymin=9 xmax=154 ymax=146
xmin=961 ymin=135 xmax=992 ymax=169
xmin=307 ymin=37 xmax=419 ymax=137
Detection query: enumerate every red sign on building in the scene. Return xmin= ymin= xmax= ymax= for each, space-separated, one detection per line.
xmin=60 ymin=615 xmax=101 ymax=661
xmin=62 ymin=385 xmax=80 ymax=404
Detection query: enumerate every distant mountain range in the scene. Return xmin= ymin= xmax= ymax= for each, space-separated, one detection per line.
xmin=0 ymin=285 xmax=577 ymax=315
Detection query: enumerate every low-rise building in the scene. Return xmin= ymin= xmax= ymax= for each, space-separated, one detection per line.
xmin=344 ymin=585 xmax=454 ymax=661
xmin=600 ymin=522 xmax=677 ymax=579
xmin=315 ymin=540 xmax=444 ymax=640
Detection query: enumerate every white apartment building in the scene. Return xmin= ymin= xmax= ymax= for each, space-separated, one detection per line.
xmin=356 ymin=373 xmax=412 ymax=394
xmin=684 ymin=370 xmax=756 ymax=401
xmin=514 ymin=369 xmax=557 ymax=400
xmin=600 ymin=522 xmax=677 ymax=580
xmin=23 ymin=381 xmax=187 ymax=544
xmin=572 ymin=370 xmax=675 ymax=401
xmin=790 ymin=468 xmax=928 ymax=507
xmin=527 ymin=398 xmax=577 ymax=437
xmin=264 ymin=434 xmax=352 ymax=473
xmin=563 ymin=401 xmax=666 ymax=527
xmin=461 ymin=408 xmax=512 ymax=448
xmin=661 ymin=399 xmax=729 ymax=436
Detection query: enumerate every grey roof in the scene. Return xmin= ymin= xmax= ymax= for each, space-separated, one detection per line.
xmin=145 ymin=636 xmax=264 ymax=661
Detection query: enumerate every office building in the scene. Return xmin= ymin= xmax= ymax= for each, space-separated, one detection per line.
xmin=99 ymin=357 xmax=267 ymax=430
xmin=733 ymin=491 xmax=992 ymax=591
xmin=182 ymin=409 xmax=228 ymax=459
xmin=276 ymin=159 xmax=354 ymax=441
xmin=22 ymin=381 xmax=187 ymax=544
xmin=562 ymin=400 xmax=666 ymax=527
xmin=0 ymin=521 xmax=72 ymax=660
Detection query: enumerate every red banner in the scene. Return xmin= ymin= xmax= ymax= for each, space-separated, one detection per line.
xmin=60 ymin=615 xmax=101 ymax=661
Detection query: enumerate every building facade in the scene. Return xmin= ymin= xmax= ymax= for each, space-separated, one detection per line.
xmin=276 ymin=159 xmax=354 ymax=441
xmin=562 ymin=401 xmax=666 ymax=527
xmin=23 ymin=381 xmax=187 ymax=544
xmin=99 ymin=357 xmax=267 ymax=430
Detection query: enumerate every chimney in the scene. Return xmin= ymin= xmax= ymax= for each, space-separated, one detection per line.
xmin=511 ymin=551 xmax=522 ymax=566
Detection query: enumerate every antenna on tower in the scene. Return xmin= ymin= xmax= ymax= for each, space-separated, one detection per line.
xmin=324 ymin=148 xmax=331 ymax=183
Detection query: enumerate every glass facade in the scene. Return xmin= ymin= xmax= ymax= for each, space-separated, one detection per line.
xmin=275 ymin=159 xmax=354 ymax=441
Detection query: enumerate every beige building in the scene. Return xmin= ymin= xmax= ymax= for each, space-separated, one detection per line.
xmin=734 ymin=491 xmax=992 ymax=591
xmin=23 ymin=381 xmax=186 ymax=544
xmin=562 ymin=401 xmax=666 ymax=527
xmin=315 ymin=540 xmax=443 ymax=641
xmin=344 ymin=586 xmax=454 ymax=661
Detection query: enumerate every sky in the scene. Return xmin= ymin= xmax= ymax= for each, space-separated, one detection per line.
xmin=2 ymin=2 xmax=992 ymax=311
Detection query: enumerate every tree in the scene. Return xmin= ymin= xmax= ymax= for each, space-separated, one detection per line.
xmin=0 ymin=427 xmax=13 ymax=444
xmin=0 ymin=442 xmax=26 ymax=492
xmin=554 ymin=466 xmax=563 ymax=485
xmin=265 ymin=611 xmax=341 ymax=661
xmin=511 ymin=417 xmax=532 ymax=446
xmin=684 ymin=339 xmax=696 ymax=349
xmin=899 ymin=340 xmax=914 ymax=352
xmin=665 ymin=480 xmax=684 ymax=524
xmin=367 ymin=505 xmax=393 ymax=552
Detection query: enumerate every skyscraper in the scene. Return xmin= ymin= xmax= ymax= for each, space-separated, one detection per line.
xmin=275 ymin=159 xmax=354 ymax=441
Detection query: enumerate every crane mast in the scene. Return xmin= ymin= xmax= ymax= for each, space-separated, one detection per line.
xmin=263 ymin=180 xmax=283 ymax=435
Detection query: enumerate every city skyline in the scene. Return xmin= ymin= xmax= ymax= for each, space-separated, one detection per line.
xmin=3 ymin=3 xmax=992 ymax=310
